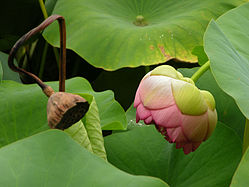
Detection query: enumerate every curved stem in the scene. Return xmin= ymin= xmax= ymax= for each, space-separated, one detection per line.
xmin=8 ymin=15 xmax=66 ymax=96
xmin=191 ymin=61 xmax=210 ymax=83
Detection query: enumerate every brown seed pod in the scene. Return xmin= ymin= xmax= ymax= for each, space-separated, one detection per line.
xmin=47 ymin=92 xmax=89 ymax=130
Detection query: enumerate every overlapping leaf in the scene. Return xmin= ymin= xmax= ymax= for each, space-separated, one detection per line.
xmin=105 ymin=121 xmax=242 ymax=186
xmin=43 ymin=0 xmax=246 ymax=70
xmin=204 ymin=2 xmax=249 ymax=119
xmin=231 ymin=146 xmax=249 ymax=186
xmin=0 ymin=130 xmax=168 ymax=186
xmin=65 ymin=120 xmax=93 ymax=153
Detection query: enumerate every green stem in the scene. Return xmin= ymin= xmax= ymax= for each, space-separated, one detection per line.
xmin=38 ymin=0 xmax=48 ymax=19
xmin=243 ymin=119 xmax=249 ymax=154
xmin=38 ymin=0 xmax=60 ymax=68
xmin=191 ymin=61 xmax=210 ymax=83
xmin=39 ymin=42 xmax=48 ymax=78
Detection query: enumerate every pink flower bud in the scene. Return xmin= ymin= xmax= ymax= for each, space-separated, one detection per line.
xmin=134 ymin=65 xmax=217 ymax=154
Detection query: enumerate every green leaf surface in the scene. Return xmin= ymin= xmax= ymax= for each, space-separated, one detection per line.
xmin=65 ymin=120 xmax=93 ymax=153
xmin=43 ymin=0 xmax=246 ymax=70
xmin=105 ymin=121 xmax=242 ymax=186
xmin=204 ymin=2 xmax=249 ymax=119
xmin=66 ymin=78 xmax=127 ymax=130
xmin=191 ymin=46 xmax=209 ymax=66
xmin=0 ymin=51 xmax=21 ymax=82
xmin=81 ymin=95 xmax=107 ymax=160
xmin=0 ymin=77 xmax=126 ymax=148
xmin=179 ymin=68 xmax=245 ymax=140
xmin=231 ymin=146 xmax=249 ymax=186
xmin=0 ymin=130 xmax=168 ymax=187
xmin=126 ymin=104 xmax=146 ymax=129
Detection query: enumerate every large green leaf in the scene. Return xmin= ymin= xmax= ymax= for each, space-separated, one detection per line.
xmin=0 ymin=130 xmax=168 ymax=186
xmin=65 ymin=120 xmax=93 ymax=153
xmin=43 ymin=0 xmax=246 ymax=70
xmin=81 ymin=95 xmax=107 ymax=160
xmin=0 ymin=77 xmax=126 ymax=148
xmin=105 ymin=122 xmax=242 ymax=186
xmin=231 ymin=146 xmax=249 ymax=186
xmin=179 ymin=68 xmax=245 ymax=139
xmin=204 ymin=2 xmax=249 ymax=119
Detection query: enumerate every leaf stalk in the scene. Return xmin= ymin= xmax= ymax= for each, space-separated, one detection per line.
xmin=8 ymin=15 xmax=67 ymax=96
xmin=191 ymin=61 xmax=210 ymax=82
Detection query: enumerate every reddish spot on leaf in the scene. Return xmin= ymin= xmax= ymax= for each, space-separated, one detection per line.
xmin=158 ymin=45 xmax=172 ymax=60
xmin=149 ymin=45 xmax=154 ymax=50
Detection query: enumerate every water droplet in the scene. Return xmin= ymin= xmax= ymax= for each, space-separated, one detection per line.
xmin=171 ymin=33 xmax=174 ymax=39
xmin=128 ymin=120 xmax=145 ymax=127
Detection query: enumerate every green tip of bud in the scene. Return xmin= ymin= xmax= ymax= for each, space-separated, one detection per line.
xmin=172 ymin=80 xmax=208 ymax=115
xmin=151 ymin=65 xmax=183 ymax=80
xmin=200 ymin=90 xmax=216 ymax=110
xmin=182 ymin=77 xmax=195 ymax=85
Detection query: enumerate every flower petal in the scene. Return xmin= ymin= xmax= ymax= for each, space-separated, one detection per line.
xmin=175 ymin=142 xmax=185 ymax=149
xmin=151 ymin=104 xmax=182 ymax=128
xmin=172 ymin=79 xmax=208 ymax=115
xmin=150 ymin=65 xmax=183 ymax=79
xmin=139 ymin=76 xmax=175 ymax=109
xmin=134 ymin=85 xmax=142 ymax=108
xmin=192 ymin=142 xmax=201 ymax=151
xmin=167 ymin=127 xmax=188 ymax=143
xmin=144 ymin=116 xmax=153 ymax=124
xmin=205 ymin=109 xmax=217 ymax=139
xmin=136 ymin=103 xmax=151 ymax=120
xmin=201 ymin=90 xmax=216 ymax=110
xmin=181 ymin=113 xmax=208 ymax=142
xmin=183 ymin=143 xmax=193 ymax=154
xmin=136 ymin=111 xmax=140 ymax=123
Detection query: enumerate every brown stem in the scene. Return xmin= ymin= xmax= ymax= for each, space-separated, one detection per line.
xmin=8 ymin=15 xmax=66 ymax=96
xmin=58 ymin=17 xmax=66 ymax=92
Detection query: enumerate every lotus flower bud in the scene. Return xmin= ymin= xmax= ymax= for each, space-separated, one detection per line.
xmin=134 ymin=65 xmax=217 ymax=154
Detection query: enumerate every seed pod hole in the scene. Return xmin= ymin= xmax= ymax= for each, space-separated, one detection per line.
xmin=47 ymin=92 xmax=89 ymax=130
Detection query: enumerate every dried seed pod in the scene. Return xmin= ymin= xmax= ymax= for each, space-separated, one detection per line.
xmin=47 ymin=92 xmax=89 ymax=130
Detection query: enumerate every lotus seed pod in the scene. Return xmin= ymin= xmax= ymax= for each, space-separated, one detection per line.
xmin=47 ymin=92 xmax=89 ymax=130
